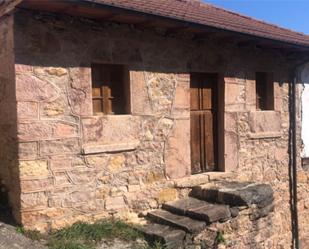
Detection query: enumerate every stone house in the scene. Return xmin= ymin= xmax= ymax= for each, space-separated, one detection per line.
xmin=1 ymin=0 xmax=309 ymax=247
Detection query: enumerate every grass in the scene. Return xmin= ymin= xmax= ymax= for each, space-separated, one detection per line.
xmin=18 ymin=219 xmax=165 ymax=249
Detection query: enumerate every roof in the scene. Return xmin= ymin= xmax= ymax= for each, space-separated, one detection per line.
xmin=87 ymin=0 xmax=309 ymax=48
xmin=3 ymin=0 xmax=309 ymax=49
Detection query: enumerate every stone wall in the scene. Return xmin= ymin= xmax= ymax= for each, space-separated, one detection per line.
xmin=8 ymin=8 xmax=309 ymax=246
xmin=301 ymin=63 xmax=309 ymax=157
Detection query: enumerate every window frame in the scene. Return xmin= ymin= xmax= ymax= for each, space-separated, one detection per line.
xmin=91 ymin=63 xmax=131 ymax=115
xmin=255 ymin=72 xmax=274 ymax=111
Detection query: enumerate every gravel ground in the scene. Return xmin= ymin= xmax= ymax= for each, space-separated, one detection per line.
xmin=0 ymin=222 xmax=46 ymax=249
xmin=97 ymin=238 xmax=148 ymax=249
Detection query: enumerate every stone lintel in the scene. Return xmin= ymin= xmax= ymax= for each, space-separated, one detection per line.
xmin=249 ymin=132 xmax=282 ymax=139
xmin=82 ymin=140 xmax=140 ymax=155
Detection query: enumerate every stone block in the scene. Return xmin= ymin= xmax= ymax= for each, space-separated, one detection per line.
xmin=245 ymin=79 xmax=256 ymax=110
xmin=44 ymin=67 xmax=68 ymax=77
xmin=173 ymin=79 xmax=190 ymax=109
xmin=17 ymin=102 xmax=38 ymax=120
xmin=274 ymin=82 xmax=282 ymax=111
xmin=174 ymin=174 xmax=209 ymax=188
xmin=49 ymin=157 xmax=73 ymax=171
xmin=19 ymin=142 xmax=38 ymax=159
xmin=130 ymin=71 xmax=152 ymax=115
xmin=165 ymin=119 xmax=190 ymax=179
xmin=40 ymin=99 xmax=67 ymax=117
xmin=249 ymin=203 xmax=275 ymax=220
xmin=21 ymin=192 xmax=48 ymax=210
xmin=145 ymin=72 xmax=177 ymax=114
xmin=110 ymin=186 xmax=128 ymax=197
xmin=139 ymin=223 xmax=186 ymax=249
xmin=15 ymin=64 xmax=33 ymax=74
xmin=145 ymin=170 xmax=166 ymax=184
xmin=82 ymin=141 xmax=140 ymax=154
xmin=96 ymin=186 xmax=110 ymax=199
xmin=67 ymin=170 xmax=96 ymax=184
xmin=156 ymin=188 xmax=178 ymax=204
xmin=81 ymin=115 xmax=140 ymax=144
xmin=297 ymin=171 xmax=308 ymax=183
xmin=105 ymin=196 xmax=127 ymax=211
xmin=40 ymin=138 xmax=80 ymax=156
xmin=225 ymin=82 xmax=245 ymax=111
xmin=19 ymin=160 xmax=49 ymax=178
xmin=54 ymin=172 xmax=72 ymax=186
xmin=85 ymin=155 xmax=109 ymax=168
xmin=16 ymin=74 xmax=59 ymax=102
xmin=21 ymin=208 xmax=67 ymax=225
xmin=18 ymin=121 xmax=79 ymax=141
xmin=68 ymin=67 xmax=92 ymax=116
xmin=225 ymin=131 xmax=238 ymax=172
xmin=63 ymin=190 xmax=95 ymax=207
xmin=108 ymin=155 xmax=125 ymax=173
xmin=225 ymin=112 xmax=237 ymax=133
xmin=249 ymin=111 xmax=281 ymax=133
xmin=21 ymin=177 xmax=53 ymax=192
xmin=128 ymin=185 xmax=140 ymax=193
xmin=148 ymin=209 xmax=206 ymax=234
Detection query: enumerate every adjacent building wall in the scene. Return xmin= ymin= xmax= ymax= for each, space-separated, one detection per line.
xmin=0 ymin=14 xmax=20 ymax=221
xmin=12 ymin=8 xmax=309 ymax=247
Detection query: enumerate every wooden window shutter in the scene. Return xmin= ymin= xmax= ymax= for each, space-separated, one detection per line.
xmin=256 ymin=72 xmax=274 ymax=110
xmin=91 ymin=64 xmax=130 ymax=115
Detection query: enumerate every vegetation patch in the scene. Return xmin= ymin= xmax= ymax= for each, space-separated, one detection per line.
xmin=215 ymin=230 xmax=226 ymax=245
xmin=18 ymin=219 xmax=165 ymax=249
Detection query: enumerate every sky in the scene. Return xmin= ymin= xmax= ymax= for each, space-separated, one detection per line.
xmin=203 ymin=0 xmax=309 ymax=35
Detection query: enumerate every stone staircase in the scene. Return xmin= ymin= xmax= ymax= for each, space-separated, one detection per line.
xmin=139 ymin=181 xmax=274 ymax=249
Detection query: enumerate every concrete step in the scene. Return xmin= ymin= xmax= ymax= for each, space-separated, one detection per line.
xmin=147 ymin=209 xmax=206 ymax=234
xmin=191 ymin=181 xmax=274 ymax=208
xmin=138 ymin=223 xmax=186 ymax=249
xmin=162 ymin=197 xmax=231 ymax=223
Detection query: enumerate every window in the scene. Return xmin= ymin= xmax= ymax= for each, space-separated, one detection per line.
xmin=256 ymin=72 xmax=274 ymax=110
xmin=91 ymin=64 xmax=130 ymax=115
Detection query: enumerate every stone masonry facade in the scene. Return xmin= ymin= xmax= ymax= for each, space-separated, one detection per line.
xmin=0 ymin=8 xmax=308 ymax=248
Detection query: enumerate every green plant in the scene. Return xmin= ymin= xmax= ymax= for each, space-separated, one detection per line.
xmin=16 ymin=226 xmax=43 ymax=241
xmin=215 ymin=230 xmax=226 ymax=245
xmin=139 ymin=240 xmax=166 ymax=249
xmin=16 ymin=226 xmax=25 ymax=234
xmin=50 ymin=220 xmax=143 ymax=242
xmin=18 ymin=219 xmax=166 ymax=249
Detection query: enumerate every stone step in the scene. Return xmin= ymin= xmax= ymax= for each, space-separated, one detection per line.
xmin=138 ymin=223 xmax=186 ymax=249
xmin=147 ymin=209 xmax=206 ymax=234
xmin=162 ymin=197 xmax=231 ymax=223
xmin=191 ymin=181 xmax=274 ymax=208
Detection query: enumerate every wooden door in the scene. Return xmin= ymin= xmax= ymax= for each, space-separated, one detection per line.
xmin=190 ymin=73 xmax=218 ymax=174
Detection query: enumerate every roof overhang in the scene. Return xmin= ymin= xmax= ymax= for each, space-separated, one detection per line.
xmin=6 ymin=0 xmax=309 ymax=61
xmin=0 ymin=0 xmax=22 ymax=18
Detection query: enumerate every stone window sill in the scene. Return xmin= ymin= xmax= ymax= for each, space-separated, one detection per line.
xmin=249 ymin=132 xmax=282 ymax=139
xmin=82 ymin=140 xmax=140 ymax=155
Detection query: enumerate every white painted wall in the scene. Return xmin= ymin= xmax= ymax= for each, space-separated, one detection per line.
xmin=301 ymin=63 xmax=309 ymax=157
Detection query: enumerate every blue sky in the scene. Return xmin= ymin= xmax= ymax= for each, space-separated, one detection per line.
xmin=203 ymin=0 xmax=309 ymax=35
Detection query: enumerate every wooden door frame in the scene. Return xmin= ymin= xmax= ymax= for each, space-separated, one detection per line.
xmin=189 ymin=73 xmax=225 ymax=173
